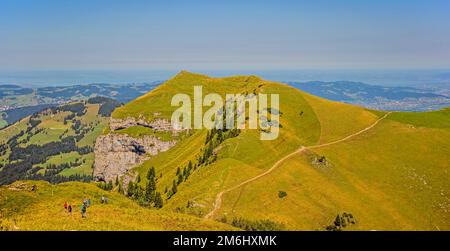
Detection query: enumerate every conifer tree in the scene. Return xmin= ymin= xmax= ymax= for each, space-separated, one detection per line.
xmin=127 ymin=181 xmax=135 ymax=197
xmin=172 ymin=180 xmax=178 ymax=195
xmin=154 ymin=192 xmax=164 ymax=208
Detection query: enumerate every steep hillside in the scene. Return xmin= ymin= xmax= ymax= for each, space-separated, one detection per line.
xmin=0 ymin=98 xmax=120 ymax=185
xmin=93 ymin=71 xmax=450 ymax=230
xmin=0 ymin=180 xmax=234 ymax=230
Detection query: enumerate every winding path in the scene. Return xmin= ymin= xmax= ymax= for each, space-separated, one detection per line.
xmin=204 ymin=112 xmax=391 ymax=219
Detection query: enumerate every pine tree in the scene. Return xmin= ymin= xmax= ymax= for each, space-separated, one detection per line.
xmin=127 ymin=181 xmax=135 ymax=197
xmin=172 ymin=180 xmax=178 ymax=195
xmin=334 ymin=215 xmax=342 ymax=229
xmin=205 ymin=131 xmax=210 ymax=144
xmin=217 ymin=129 xmax=223 ymax=143
xmin=118 ymin=182 xmax=123 ymax=194
xmin=154 ymin=192 xmax=164 ymax=208
xmin=210 ymin=142 xmax=214 ymax=156
xmin=134 ymin=185 xmax=143 ymax=200
xmin=143 ymin=166 xmax=158 ymax=204
xmin=147 ymin=166 xmax=156 ymax=180
xmin=145 ymin=177 xmax=157 ymax=203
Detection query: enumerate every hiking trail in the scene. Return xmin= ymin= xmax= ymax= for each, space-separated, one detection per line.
xmin=204 ymin=112 xmax=391 ymax=219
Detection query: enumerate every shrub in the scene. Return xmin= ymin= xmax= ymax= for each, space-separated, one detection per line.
xmin=278 ymin=191 xmax=287 ymax=198
xmin=231 ymin=217 xmax=284 ymax=231
xmin=325 ymin=212 xmax=356 ymax=231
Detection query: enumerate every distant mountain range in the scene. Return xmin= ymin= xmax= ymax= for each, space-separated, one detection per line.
xmin=0 ymin=82 xmax=161 ymax=109
xmin=287 ymin=81 xmax=450 ymax=111
xmin=1 ymin=79 xmax=449 ymax=129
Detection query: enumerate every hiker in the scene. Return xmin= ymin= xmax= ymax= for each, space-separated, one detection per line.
xmin=81 ymin=204 xmax=87 ymax=218
xmin=104 ymin=196 xmax=108 ymax=204
xmin=68 ymin=204 xmax=72 ymax=215
xmin=100 ymin=196 xmax=104 ymax=204
xmin=83 ymin=198 xmax=87 ymax=206
xmin=87 ymin=198 xmax=91 ymax=207
xmin=64 ymin=201 xmax=68 ymax=212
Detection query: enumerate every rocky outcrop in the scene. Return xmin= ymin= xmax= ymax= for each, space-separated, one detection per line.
xmin=93 ymin=134 xmax=176 ymax=183
xmin=109 ymin=117 xmax=173 ymax=131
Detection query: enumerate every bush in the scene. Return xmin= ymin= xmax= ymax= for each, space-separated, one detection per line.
xmin=278 ymin=191 xmax=287 ymax=198
xmin=87 ymin=96 xmax=122 ymax=116
xmin=231 ymin=217 xmax=284 ymax=231
xmin=325 ymin=212 xmax=356 ymax=231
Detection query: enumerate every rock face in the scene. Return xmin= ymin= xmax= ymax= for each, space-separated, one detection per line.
xmin=93 ymin=134 xmax=176 ymax=183
xmin=109 ymin=117 xmax=173 ymax=131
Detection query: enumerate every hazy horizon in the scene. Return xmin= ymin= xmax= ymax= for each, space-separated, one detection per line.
xmin=1 ymin=69 xmax=450 ymax=89
xmin=1 ymin=1 xmax=450 ymax=88
xmin=1 ymin=0 xmax=450 ymax=71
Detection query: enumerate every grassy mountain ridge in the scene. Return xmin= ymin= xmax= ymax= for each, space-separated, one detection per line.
xmin=1 ymin=71 xmax=449 ymax=230
xmin=106 ymin=71 xmax=450 ymax=230
xmin=118 ymin=72 xmax=450 ymax=230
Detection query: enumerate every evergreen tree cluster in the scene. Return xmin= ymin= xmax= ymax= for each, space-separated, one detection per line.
xmin=54 ymin=103 xmax=86 ymax=117
xmin=27 ymin=172 xmax=92 ymax=184
xmin=98 ymin=180 xmax=114 ymax=191
xmin=0 ymin=107 xmax=95 ymax=185
xmin=200 ymin=128 xmax=240 ymax=165
xmin=165 ymin=128 xmax=240 ymax=202
xmin=125 ymin=167 xmax=163 ymax=209
xmin=231 ymin=217 xmax=285 ymax=231
xmin=325 ymin=212 xmax=356 ymax=231
xmin=167 ymin=161 xmax=194 ymax=199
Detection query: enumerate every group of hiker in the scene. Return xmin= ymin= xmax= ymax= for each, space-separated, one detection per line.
xmin=63 ymin=201 xmax=73 ymax=214
xmin=64 ymin=196 xmax=108 ymax=218
xmin=100 ymin=195 xmax=108 ymax=204
xmin=81 ymin=198 xmax=91 ymax=218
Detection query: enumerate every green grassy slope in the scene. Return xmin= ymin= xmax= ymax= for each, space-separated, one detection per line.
xmin=108 ymin=71 xmax=449 ymax=230
xmin=112 ymin=71 xmax=322 ymax=214
xmin=220 ymin=110 xmax=450 ymax=230
xmin=0 ymin=180 xmax=234 ymax=230
xmin=0 ymin=102 xmax=108 ymax=180
xmin=2 ymin=71 xmax=448 ymax=231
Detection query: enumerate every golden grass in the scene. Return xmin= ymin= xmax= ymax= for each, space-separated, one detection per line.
xmin=0 ymin=181 xmax=235 ymax=231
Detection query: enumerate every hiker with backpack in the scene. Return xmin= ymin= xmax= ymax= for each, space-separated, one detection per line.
xmin=81 ymin=203 xmax=87 ymax=218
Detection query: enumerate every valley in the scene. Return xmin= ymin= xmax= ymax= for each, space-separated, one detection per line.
xmin=0 ymin=82 xmax=159 ymax=129
xmin=0 ymin=97 xmax=120 ymax=185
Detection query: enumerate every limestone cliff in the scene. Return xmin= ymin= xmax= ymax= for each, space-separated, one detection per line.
xmin=109 ymin=117 xmax=173 ymax=131
xmin=93 ymin=133 xmax=176 ymax=183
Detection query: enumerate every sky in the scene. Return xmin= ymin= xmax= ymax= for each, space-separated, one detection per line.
xmin=1 ymin=0 xmax=450 ymax=71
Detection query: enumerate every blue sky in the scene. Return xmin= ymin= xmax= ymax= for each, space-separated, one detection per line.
xmin=1 ymin=0 xmax=449 ymax=70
